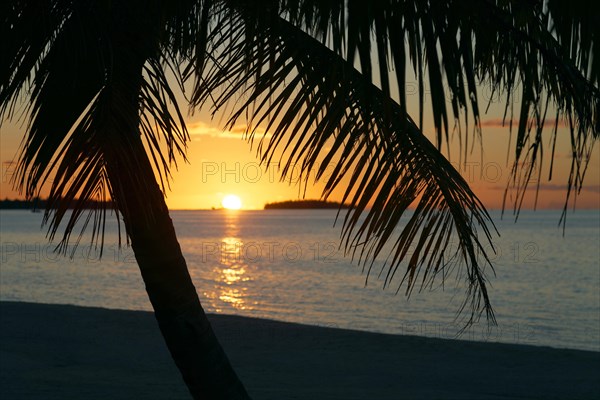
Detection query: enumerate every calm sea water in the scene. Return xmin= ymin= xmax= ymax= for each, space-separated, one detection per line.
xmin=1 ymin=209 xmax=598 ymax=351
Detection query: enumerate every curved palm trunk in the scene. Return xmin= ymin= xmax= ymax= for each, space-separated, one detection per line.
xmin=107 ymin=157 xmax=251 ymax=400
xmin=101 ymin=22 xmax=251 ymax=399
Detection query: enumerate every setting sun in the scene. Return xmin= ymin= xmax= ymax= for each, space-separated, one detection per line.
xmin=221 ymin=194 xmax=242 ymax=210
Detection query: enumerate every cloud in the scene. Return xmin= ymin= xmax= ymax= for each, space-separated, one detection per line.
xmin=490 ymin=183 xmax=600 ymax=193
xmin=535 ymin=183 xmax=600 ymax=193
xmin=187 ymin=121 xmax=242 ymax=139
xmin=187 ymin=121 xmax=271 ymax=140
xmin=480 ymin=118 xmax=568 ymax=128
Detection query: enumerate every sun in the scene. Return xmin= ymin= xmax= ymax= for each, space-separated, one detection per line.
xmin=221 ymin=194 xmax=242 ymax=210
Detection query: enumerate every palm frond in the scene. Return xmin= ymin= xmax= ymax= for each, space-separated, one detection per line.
xmin=188 ymin=3 xmax=497 ymax=323
xmin=181 ymin=0 xmax=598 ymax=321
xmin=228 ymin=0 xmax=598 ymax=218
xmin=1 ymin=0 xmax=190 ymax=252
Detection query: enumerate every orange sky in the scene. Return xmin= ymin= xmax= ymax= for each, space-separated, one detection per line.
xmin=1 ymin=81 xmax=599 ymax=210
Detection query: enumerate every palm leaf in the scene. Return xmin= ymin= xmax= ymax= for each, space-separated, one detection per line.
xmin=184 ymin=4 xmax=497 ymax=324
xmin=1 ymin=0 xmax=191 ymax=252
xmin=179 ymin=0 xmax=598 ymax=322
xmin=284 ymin=0 xmax=599 ymax=218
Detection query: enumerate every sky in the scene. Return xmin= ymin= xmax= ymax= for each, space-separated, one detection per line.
xmin=1 ymin=77 xmax=599 ymax=211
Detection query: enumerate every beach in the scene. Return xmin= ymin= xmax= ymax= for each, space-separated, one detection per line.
xmin=1 ymin=301 xmax=598 ymax=399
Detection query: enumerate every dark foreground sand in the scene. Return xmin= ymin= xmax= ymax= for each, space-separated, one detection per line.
xmin=1 ymin=301 xmax=598 ymax=399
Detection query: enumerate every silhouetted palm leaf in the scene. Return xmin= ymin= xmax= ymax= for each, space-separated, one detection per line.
xmin=180 ymin=0 xmax=598 ymax=322
xmin=1 ymin=1 xmax=189 ymax=252
xmin=184 ymin=4 xmax=495 ymax=323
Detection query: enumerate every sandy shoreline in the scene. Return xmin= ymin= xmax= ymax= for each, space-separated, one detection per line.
xmin=1 ymin=301 xmax=598 ymax=399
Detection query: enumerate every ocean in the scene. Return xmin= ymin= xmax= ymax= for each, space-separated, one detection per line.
xmin=1 ymin=209 xmax=598 ymax=351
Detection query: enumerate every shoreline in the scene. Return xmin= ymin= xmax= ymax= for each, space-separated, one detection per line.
xmin=1 ymin=301 xmax=599 ymax=399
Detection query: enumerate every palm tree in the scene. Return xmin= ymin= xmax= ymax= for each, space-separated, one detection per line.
xmin=2 ymin=1 xmax=597 ymax=398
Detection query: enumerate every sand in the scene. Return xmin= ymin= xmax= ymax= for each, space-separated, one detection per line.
xmin=1 ymin=301 xmax=598 ymax=399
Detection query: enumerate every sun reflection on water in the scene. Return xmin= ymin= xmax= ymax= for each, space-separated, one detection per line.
xmin=212 ymin=213 xmax=253 ymax=311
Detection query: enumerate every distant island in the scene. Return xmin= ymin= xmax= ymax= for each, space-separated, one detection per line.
xmin=0 ymin=198 xmax=112 ymax=210
xmin=264 ymin=200 xmax=349 ymax=210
